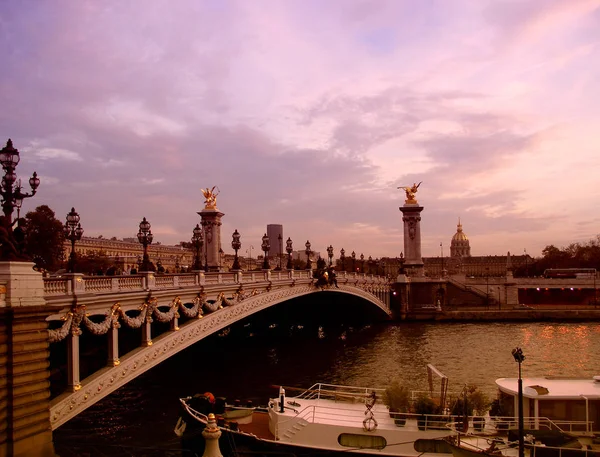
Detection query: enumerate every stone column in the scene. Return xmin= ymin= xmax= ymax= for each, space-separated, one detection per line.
xmin=198 ymin=209 xmax=224 ymax=272
xmin=0 ymin=261 xmax=56 ymax=457
xmin=399 ymin=204 xmax=425 ymax=277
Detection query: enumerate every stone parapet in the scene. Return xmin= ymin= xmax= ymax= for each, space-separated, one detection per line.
xmin=0 ymin=260 xmax=55 ymax=457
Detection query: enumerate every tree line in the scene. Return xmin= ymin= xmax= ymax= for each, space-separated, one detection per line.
xmin=513 ymin=236 xmax=600 ymax=277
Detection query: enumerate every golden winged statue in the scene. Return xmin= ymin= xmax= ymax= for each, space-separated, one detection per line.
xmin=397 ymin=181 xmax=422 ymax=204
xmin=201 ymin=186 xmax=219 ymax=210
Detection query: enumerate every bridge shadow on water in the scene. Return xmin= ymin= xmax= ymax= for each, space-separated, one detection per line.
xmin=52 ymin=292 xmax=388 ymax=456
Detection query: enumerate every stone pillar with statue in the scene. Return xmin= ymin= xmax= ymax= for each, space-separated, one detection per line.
xmin=398 ymin=182 xmax=425 ymax=278
xmin=198 ymin=187 xmax=224 ymax=272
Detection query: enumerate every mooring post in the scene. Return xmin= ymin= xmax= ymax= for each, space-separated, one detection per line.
xmin=202 ymin=413 xmax=223 ymax=457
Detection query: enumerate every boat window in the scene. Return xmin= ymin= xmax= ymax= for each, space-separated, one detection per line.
xmin=415 ymin=439 xmax=453 ymax=453
xmin=338 ymin=433 xmax=386 ymax=450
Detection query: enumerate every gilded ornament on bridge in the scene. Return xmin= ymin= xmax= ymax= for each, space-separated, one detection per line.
xmin=201 ymin=186 xmax=219 ymax=210
xmin=397 ymin=181 xmax=422 ymax=204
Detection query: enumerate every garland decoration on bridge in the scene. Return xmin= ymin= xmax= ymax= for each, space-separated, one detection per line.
xmin=118 ymin=302 xmax=150 ymax=329
xmin=152 ymin=296 xmax=180 ymax=323
xmin=178 ymin=294 xmax=203 ymax=319
xmin=221 ymin=294 xmax=236 ymax=307
xmin=203 ymin=292 xmax=224 ymax=314
xmin=48 ymin=313 xmax=73 ymax=343
xmin=82 ymin=303 xmax=121 ymax=336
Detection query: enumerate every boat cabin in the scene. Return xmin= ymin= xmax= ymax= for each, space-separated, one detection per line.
xmin=495 ymin=376 xmax=600 ymax=434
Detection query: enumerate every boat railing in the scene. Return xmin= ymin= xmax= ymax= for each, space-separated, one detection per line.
xmin=275 ymin=402 xmax=455 ymax=434
xmin=297 ymin=383 xmax=386 ymax=402
xmin=481 ymin=415 xmax=592 ymax=435
xmin=179 ymin=397 xmax=210 ymax=423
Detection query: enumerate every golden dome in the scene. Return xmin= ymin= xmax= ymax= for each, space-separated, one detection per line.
xmin=452 ymin=219 xmax=468 ymax=241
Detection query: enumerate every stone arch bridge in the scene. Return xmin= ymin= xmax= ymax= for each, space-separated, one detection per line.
xmin=41 ymin=269 xmax=391 ymax=430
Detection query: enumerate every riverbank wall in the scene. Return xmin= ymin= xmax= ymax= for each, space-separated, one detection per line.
xmin=400 ymin=309 xmax=600 ymax=322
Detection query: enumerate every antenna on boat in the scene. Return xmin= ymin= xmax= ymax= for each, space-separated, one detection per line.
xmin=279 ymin=386 xmax=285 ymax=413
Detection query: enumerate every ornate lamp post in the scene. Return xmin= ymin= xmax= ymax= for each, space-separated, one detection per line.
xmin=360 ymin=253 xmax=365 ymax=273
xmin=137 ymin=217 xmax=153 ymax=271
xmin=327 ymin=245 xmax=333 ymax=266
xmin=305 ymin=240 xmax=312 ymax=270
xmin=231 ymin=229 xmax=242 ymax=270
xmin=368 ymin=255 xmax=373 ymax=274
xmin=64 ymin=207 xmax=84 ymax=273
xmin=512 ymin=347 xmax=525 ymax=457
xmin=261 ymin=233 xmax=270 ymax=269
xmin=0 ymin=139 xmax=40 ymax=231
xmin=381 ymin=260 xmax=386 ymax=277
xmin=191 ymin=224 xmax=203 ymax=271
xmin=351 ymin=251 xmax=356 ymax=272
xmin=340 ymin=248 xmax=345 ymax=271
xmin=286 ymin=237 xmax=293 ymax=270
xmin=398 ymin=252 xmax=405 ymax=274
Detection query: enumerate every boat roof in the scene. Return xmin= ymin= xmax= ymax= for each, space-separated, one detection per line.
xmin=496 ymin=376 xmax=600 ymax=399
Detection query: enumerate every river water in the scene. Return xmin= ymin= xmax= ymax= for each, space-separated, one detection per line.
xmin=53 ymin=319 xmax=600 ymax=456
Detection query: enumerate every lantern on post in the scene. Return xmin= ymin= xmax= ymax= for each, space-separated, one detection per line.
xmin=261 ymin=233 xmax=270 ymax=270
xmin=231 ymin=229 xmax=242 ymax=270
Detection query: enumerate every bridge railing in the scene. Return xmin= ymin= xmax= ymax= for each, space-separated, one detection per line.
xmin=42 ymin=269 xmax=382 ymax=298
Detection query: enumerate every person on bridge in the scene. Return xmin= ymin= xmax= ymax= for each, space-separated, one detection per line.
xmin=329 ymin=267 xmax=339 ymax=288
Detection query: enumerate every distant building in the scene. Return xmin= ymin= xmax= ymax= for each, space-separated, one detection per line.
xmin=63 ymin=236 xmax=194 ymax=273
xmin=267 ymin=224 xmax=283 ymax=259
xmin=423 ymin=220 xmax=528 ymax=278
xmin=450 ymin=219 xmax=471 ymax=258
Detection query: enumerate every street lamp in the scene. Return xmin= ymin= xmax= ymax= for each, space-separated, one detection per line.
xmin=368 ymin=255 xmax=373 ymax=274
xmin=137 ymin=217 xmax=153 ymax=271
xmin=261 ymin=233 xmax=270 ymax=270
xmin=327 ymin=245 xmax=333 ymax=266
xmin=351 ymin=251 xmax=356 ymax=272
xmin=340 ymin=248 xmax=345 ymax=271
xmin=305 ymin=240 xmax=312 ymax=270
xmin=440 ymin=242 xmax=444 ymax=278
xmin=486 ymin=267 xmax=490 ymax=307
xmin=286 ymin=237 xmax=293 ymax=270
xmin=64 ymin=207 xmax=84 ymax=273
xmin=524 ymin=248 xmax=528 ymax=277
xmin=231 ymin=229 xmax=242 ymax=270
xmin=360 ymin=253 xmax=365 ymax=273
xmin=512 ymin=347 xmax=525 ymax=457
xmin=498 ymin=286 xmax=501 ymax=310
xmin=0 ymin=139 xmax=40 ymax=231
xmin=381 ymin=260 xmax=386 ymax=277
xmin=191 ymin=224 xmax=204 ymax=271
xmin=278 ymin=233 xmax=282 ymax=270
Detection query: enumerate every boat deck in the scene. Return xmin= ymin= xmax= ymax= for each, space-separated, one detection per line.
xmin=237 ymin=411 xmax=274 ymax=440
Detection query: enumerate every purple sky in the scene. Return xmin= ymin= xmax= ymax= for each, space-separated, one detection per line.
xmin=2 ymin=0 xmax=599 ymax=259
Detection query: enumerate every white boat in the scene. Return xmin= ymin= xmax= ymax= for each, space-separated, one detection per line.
xmin=446 ymin=375 xmax=600 ymax=457
xmin=178 ymin=383 xmax=457 ymax=456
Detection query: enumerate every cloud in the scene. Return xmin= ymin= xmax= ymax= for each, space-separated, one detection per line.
xmin=1 ymin=0 xmax=599 ymax=258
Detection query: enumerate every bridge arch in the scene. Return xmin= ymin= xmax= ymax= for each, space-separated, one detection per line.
xmin=49 ymin=283 xmax=390 ymax=429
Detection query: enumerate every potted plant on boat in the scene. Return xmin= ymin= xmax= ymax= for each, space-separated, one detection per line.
xmin=489 ymin=397 xmax=509 ymax=430
xmin=414 ymin=394 xmax=443 ymax=430
xmin=468 ymin=385 xmax=490 ymax=432
xmin=450 ymin=391 xmax=473 ymax=433
xmin=384 ymin=381 xmax=411 ymax=426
